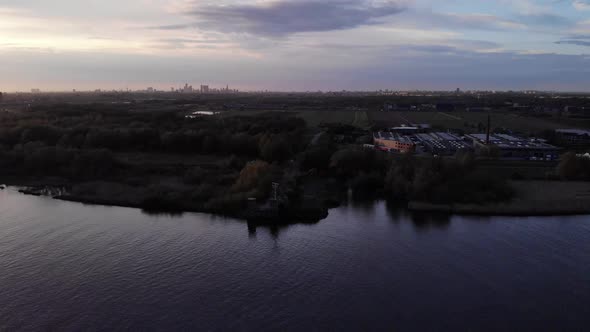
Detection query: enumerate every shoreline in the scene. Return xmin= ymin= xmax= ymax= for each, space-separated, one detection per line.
xmin=409 ymin=180 xmax=590 ymax=217
xmin=3 ymin=183 xmax=329 ymax=224
xmin=53 ymin=194 xmax=327 ymax=223
xmin=7 ymin=183 xmax=590 ymax=219
xmin=5 ymin=177 xmax=590 ymax=219
xmin=408 ymin=201 xmax=590 ymax=217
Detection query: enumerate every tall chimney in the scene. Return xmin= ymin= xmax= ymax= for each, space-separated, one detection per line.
xmin=486 ymin=113 xmax=491 ymax=145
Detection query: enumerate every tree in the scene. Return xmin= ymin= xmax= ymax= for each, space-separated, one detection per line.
xmin=300 ymin=146 xmax=334 ymax=171
xmin=329 ymin=148 xmax=375 ymax=176
xmin=477 ymin=122 xmax=486 ymax=132
xmin=385 ymin=154 xmax=416 ymax=198
xmin=351 ymin=172 xmax=383 ymax=196
xmin=455 ymin=150 xmax=475 ymax=170
xmin=259 ymin=136 xmax=293 ymax=163
xmin=557 ymin=152 xmax=582 ymax=180
xmin=232 ymin=160 xmax=272 ymax=194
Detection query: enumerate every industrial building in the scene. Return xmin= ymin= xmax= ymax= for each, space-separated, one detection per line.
xmin=391 ymin=124 xmax=431 ymax=134
xmin=556 ymin=129 xmax=590 ymax=146
xmin=373 ymin=129 xmax=561 ymax=160
xmin=374 ymin=131 xmax=469 ymax=155
xmin=465 ymin=134 xmax=560 ymax=161
xmin=414 ymin=132 xmax=472 ymax=155
xmin=564 ymin=106 xmax=590 ymax=118
xmin=373 ymin=132 xmax=415 ymax=153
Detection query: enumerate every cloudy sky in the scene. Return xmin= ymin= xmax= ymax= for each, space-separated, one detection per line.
xmin=1 ymin=0 xmax=590 ymax=91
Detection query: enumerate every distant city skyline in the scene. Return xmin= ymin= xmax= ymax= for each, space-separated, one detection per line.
xmin=1 ymin=0 xmax=590 ymax=92
xmin=13 ymin=86 xmax=590 ymax=94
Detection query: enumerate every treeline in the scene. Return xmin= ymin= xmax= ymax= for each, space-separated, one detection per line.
xmin=0 ymin=103 xmax=529 ymax=214
xmin=0 ymin=144 xmax=119 ymax=179
xmin=557 ymin=152 xmax=590 ymax=181
xmin=297 ymin=139 xmax=514 ymax=204
xmin=0 ymin=106 xmax=314 ymax=214
xmin=0 ymin=106 xmax=307 ymax=163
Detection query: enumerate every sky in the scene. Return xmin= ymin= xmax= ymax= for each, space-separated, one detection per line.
xmin=1 ymin=0 xmax=590 ymax=92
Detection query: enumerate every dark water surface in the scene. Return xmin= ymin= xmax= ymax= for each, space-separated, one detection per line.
xmin=1 ymin=188 xmax=590 ymax=331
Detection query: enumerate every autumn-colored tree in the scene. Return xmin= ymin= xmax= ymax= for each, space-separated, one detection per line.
xmin=232 ymin=160 xmax=272 ymax=193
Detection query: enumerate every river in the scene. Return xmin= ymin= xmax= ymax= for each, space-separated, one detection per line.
xmin=1 ymin=188 xmax=589 ymax=331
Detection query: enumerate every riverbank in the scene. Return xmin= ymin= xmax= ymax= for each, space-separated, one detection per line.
xmin=54 ymin=193 xmax=329 ymax=224
xmin=409 ymin=181 xmax=590 ymax=216
xmin=2 ymin=176 xmax=332 ymax=224
xmin=7 ymin=178 xmax=590 ymax=219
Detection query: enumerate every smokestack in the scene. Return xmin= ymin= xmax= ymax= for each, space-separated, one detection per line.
xmin=486 ymin=113 xmax=491 ymax=145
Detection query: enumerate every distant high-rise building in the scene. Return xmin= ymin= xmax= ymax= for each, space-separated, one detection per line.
xmin=200 ymin=85 xmax=209 ymax=94
xmin=182 ymin=84 xmax=194 ymax=93
xmin=31 ymin=88 xmax=40 ymax=93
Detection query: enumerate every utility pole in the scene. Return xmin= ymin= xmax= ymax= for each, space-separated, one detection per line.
xmin=486 ymin=112 xmax=491 ymax=145
xmin=271 ymin=182 xmax=279 ymax=202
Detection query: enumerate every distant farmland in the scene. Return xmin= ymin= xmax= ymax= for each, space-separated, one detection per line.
xmin=369 ymin=111 xmax=460 ymax=128
xmin=225 ymin=109 xmax=590 ymax=133
xmin=296 ymin=110 xmax=371 ymax=129
xmin=369 ymin=111 xmax=590 ymax=133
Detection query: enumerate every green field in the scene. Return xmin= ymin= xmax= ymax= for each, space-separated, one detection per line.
xmin=295 ymin=110 xmax=371 ymax=129
xmin=223 ymin=109 xmax=590 ymax=133
xmin=369 ymin=111 xmax=461 ymax=128
xmin=369 ymin=111 xmax=590 ymax=133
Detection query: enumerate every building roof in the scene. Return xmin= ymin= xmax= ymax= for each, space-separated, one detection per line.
xmin=415 ymin=132 xmax=470 ymax=150
xmin=374 ymin=132 xmax=414 ymax=144
xmin=435 ymin=132 xmax=462 ymax=141
xmin=556 ymin=129 xmax=590 ymax=136
xmin=467 ymin=134 xmax=559 ymax=150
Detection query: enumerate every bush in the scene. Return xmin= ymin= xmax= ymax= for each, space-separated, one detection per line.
xmin=140 ymin=186 xmax=185 ymax=212
xmin=141 ymin=195 xmax=183 ymax=212
xmin=259 ymin=136 xmax=294 ymax=163
xmin=205 ymin=193 xmax=250 ymax=213
xmin=300 ymin=146 xmax=334 ymax=171
xmin=183 ymin=167 xmax=207 ymax=184
xmin=351 ymin=172 xmax=383 ymax=195
xmin=437 ymin=172 xmax=513 ymax=204
xmin=330 ymin=148 xmax=390 ymax=177
xmin=384 ymin=154 xmax=514 ymax=205
xmin=557 ymin=152 xmax=590 ymax=180
xmin=232 ymin=160 xmax=272 ymax=193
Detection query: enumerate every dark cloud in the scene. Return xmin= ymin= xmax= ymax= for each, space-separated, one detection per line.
xmin=156 ymin=38 xmax=225 ymax=44
xmin=555 ymin=40 xmax=590 ymax=47
xmin=567 ymin=34 xmax=590 ymax=40
xmin=398 ymin=12 xmax=524 ymax=31
xmin=184 ymin=0 xmax=407 ymax=36
xmin=288 ymin=40 xmax=498 ymax=58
